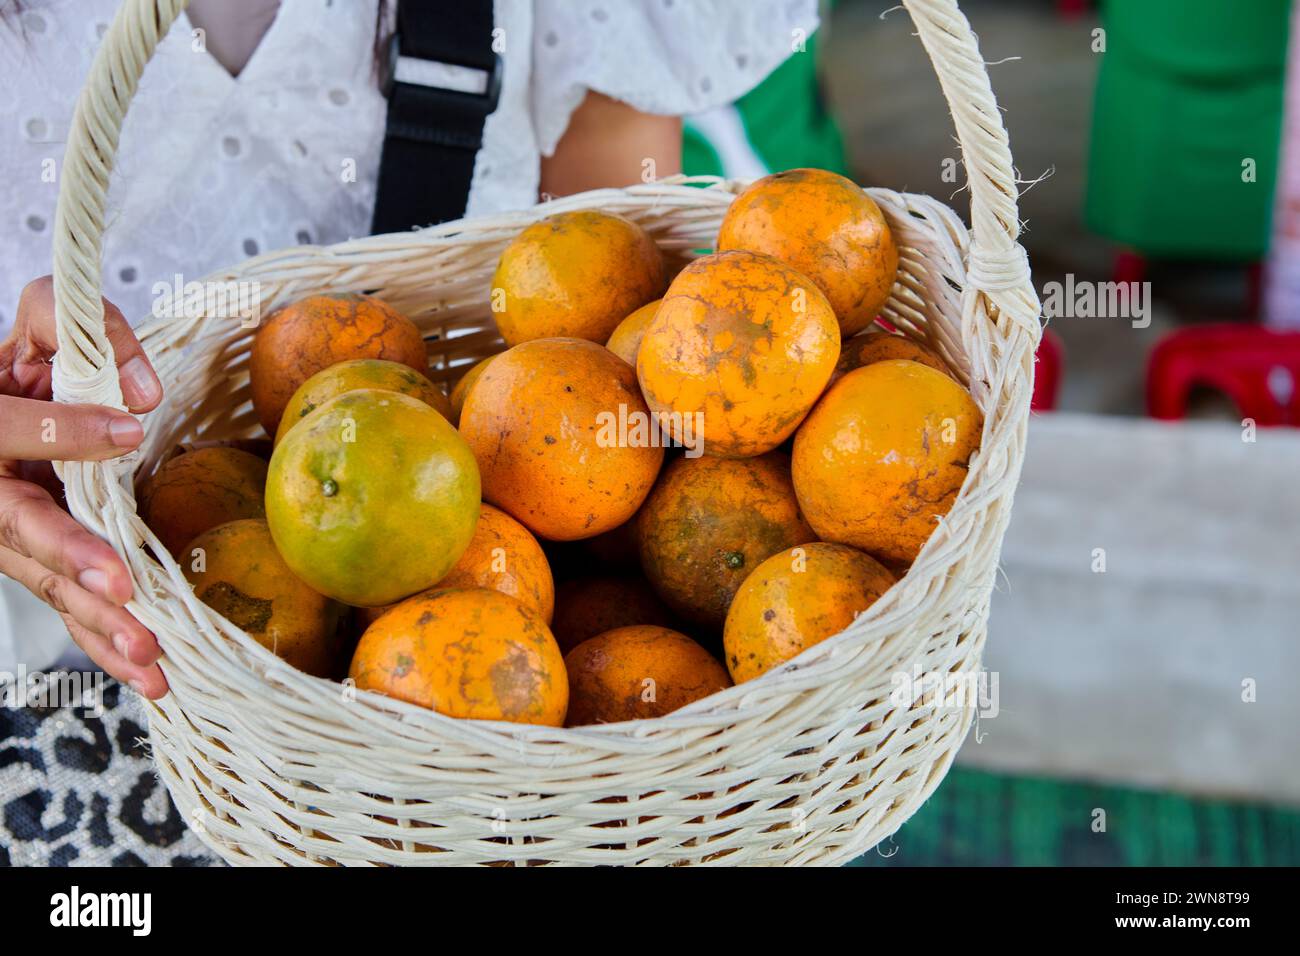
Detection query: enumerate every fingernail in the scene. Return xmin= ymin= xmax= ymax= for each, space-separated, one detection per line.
xmin=120 ymin=355 xmax=161 ymax=407
xmin=112 ymin=632 xmax=130 ymax=659
xmin=77 ymin=567 xmax=109 ymax=597
xmin=108 ymin=416 xmax=144 ymax=447
xmin=127 ymin=678 xmax=146 ymax=695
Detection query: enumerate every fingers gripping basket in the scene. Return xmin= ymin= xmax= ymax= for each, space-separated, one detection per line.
xmin=51 ymin=0 xmax=1041 ymax=865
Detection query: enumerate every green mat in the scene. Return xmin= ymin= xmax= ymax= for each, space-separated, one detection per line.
xmin=850 ymin=767 xmax=1300 ymax=866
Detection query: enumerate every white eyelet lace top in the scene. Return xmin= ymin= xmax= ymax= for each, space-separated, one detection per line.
xmin=0 ymin=0 xmax=817 ymax=336
xmin=0 ymin=0 xmax=817 ymax=670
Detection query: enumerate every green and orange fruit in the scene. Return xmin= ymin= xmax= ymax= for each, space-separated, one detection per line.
xmin=266 ymin=388 xmax=480 ymax=607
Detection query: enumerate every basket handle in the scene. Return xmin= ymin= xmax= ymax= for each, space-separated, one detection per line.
xmin=51 ymin=0 xmax=188 ymax=409
xmin=50 ymin=0 xmax=1039 ymax=407
xmin=903 ymin=0 xmax=1040 ymax=339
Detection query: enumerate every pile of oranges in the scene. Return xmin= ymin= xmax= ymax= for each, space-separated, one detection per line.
xmin=140 ymin=169 xmax=982 ymax=729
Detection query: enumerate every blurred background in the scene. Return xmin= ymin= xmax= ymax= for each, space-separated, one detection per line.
xmin=685 ymin=0 xmax=1300 ymax=866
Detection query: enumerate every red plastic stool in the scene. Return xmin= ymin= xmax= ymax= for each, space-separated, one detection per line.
xmin=1113 ymin=249 xmax=1148 ymax=287
xmin=1147 ymin=324 xmax=1300 ymax=426
xmin=1032 ymin=328 xmax=1064 ymax=412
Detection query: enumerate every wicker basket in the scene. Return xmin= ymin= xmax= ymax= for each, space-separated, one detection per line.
xmin=50 ymin=0 xmax=1041 ymax=865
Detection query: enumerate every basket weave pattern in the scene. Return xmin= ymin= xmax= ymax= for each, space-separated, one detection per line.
xmin=50 ymin=0 xmax=1041 ymax=865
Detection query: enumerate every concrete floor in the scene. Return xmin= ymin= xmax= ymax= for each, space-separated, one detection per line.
xmin=822 ymin=0 xmax=1259 ymax=416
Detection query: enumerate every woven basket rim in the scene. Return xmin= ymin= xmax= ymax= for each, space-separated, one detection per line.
xmin=126 ymin=177 xmax=1009 ymax=746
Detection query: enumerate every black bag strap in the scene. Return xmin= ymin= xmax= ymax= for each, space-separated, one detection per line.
xmin=370 ymin=0 xmax=502 ymax=234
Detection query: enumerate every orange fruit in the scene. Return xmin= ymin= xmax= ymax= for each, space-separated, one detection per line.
xmin=459 ymin=337 xmax=663 ymax=541
xmin=637 ymin=250 xmax=839 ymax=459
xmin=605 ymin=298 xmax=661 ymax=366
xmin=184 ymin=519 xmax=346 ymax=678
xmin=352 ymin=503 xmax=555 ymax=629
xmin=723 ymin=542 xmax=896 ymax=683
xmin=636 ymin=452 xmax=815 ymax=629
xmin=491 ymin=211 xmax=666 ymax=346
xmin=139 ymin=447 xmax=267 ymax=557
xmin=249 ymin=293 xmax=426 ymax=436
xmin=349 ymin=588 xmax=567 ymax=725
xmin=834 ymin=329 xmax=953 ymax=384
xmin=274 ymin=358 xmax=452 ymax=447
xmin=166 ymin=438 xmax=271 ymax=460
xmin=550 ymin=576 xmax=676 ymax=655
xmin=792 ymin=360 xmax=982 ymax=567
xmin=436 ymin=503 xmax=555 ymax=623
xmin=265 ymin=389 xmax=480 ymax=606
xmin=564 ymin=626 xmax=731 ymax=725
xmin=717 ymin=168 xmax=899 ymax=337
xmin=448 ymin=355 xmax=496 ymax=424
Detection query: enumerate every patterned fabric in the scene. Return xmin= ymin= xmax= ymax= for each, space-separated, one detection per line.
xmin=0 ymin=680 xmax=218 ymax=867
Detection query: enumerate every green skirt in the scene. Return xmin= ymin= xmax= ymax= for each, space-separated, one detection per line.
xmin=1085 ymin=0 xmax=1289 ymax=259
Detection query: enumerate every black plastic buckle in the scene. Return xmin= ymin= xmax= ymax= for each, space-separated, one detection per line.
xmin=381 ymin=31 xmax=503 ymax=119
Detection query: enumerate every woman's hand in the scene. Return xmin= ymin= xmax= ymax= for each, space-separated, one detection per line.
xmin=0 ymin=277 xmax=168 ymax=698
